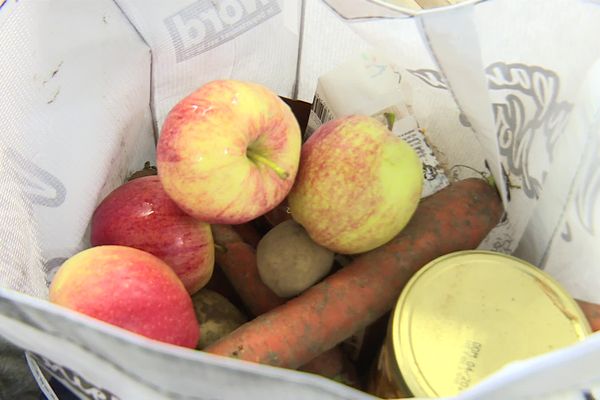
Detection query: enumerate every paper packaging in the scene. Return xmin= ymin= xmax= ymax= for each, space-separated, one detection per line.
xmin=305 ymin=50 xmax=451 ymax=363
xmin=305 ymin=49 xmax=450 ymax=199
xmin=1 ymin=0 xmax=600 ymax=399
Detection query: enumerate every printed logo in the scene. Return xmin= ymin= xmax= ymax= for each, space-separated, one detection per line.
xmin=408 ymin=68 xmax=447 ymax=89
xmin=575 ymin=136 xmax=600 ymax=235
xmin=486 ymin=63 xmax=572 ymax=199
xmin=0 ymin=147 xmax=63 ymax=296
xmin=409 ymin=63 xmax=573 ymax=200
xmin=164 ymin=0 xmax=281 ymax=62
xmin=6 ymin=147 xmax=66 ymax=208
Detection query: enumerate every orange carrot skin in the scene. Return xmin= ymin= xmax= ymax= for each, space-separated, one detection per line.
xmin=206 ymin=178 xmax=503 ymax=368
xmin=212 ymin=225 xmax=285 ymax=317
xmin=577 ymin=299 xmax=600 ymax=332
xmin=213 ymin=223 xmax=351 ymax=379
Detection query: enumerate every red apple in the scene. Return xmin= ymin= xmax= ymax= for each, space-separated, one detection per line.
xmin=157 ymin=80 xmax=301 ymax=224
xmin=91 ymin=176 xmax=214 ymax=294
xmin=49 ymin=246 xmax=200 ymax=348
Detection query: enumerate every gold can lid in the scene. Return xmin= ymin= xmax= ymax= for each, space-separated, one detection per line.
xmin=392 ymin=250 xmax=591 ymax=397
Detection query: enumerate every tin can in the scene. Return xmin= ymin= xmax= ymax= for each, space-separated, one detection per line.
xmin=367 ymin=250 xmax=592 ymax=398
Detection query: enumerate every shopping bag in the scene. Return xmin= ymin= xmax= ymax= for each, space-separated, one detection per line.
xmin=1 ymin=0 xmax=599 ymax=398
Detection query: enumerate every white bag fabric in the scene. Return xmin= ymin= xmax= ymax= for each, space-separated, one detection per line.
xmin=1 ymin=0 xmax=599 ymax=399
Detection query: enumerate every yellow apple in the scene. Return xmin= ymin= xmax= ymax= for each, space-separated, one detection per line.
xmin=288 ymin=115 xmax=423 ymax=254
xmin=157 ymin=80 xmax=301 ymax=224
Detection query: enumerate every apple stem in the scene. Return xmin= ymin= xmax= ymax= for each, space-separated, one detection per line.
xmin=384 ymin=112 xmax=396 ymax=131
xmin=246 ymin=148 xmax=289 ymax=180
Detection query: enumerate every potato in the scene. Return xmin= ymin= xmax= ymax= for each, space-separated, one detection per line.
xmin=257 ymin=219 xmax=334 ymax=298
xmin=191 ymin=289 xmax=247 ymax=349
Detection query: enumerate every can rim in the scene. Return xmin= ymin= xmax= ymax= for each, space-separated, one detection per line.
xmin=391 ymin=250 xmax=592 ymax=397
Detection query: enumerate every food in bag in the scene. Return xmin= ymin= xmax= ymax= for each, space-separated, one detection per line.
xmin=156 ymin=80 xmax=302 ymax=225
xmin=46 ymin=78 xmax=502 ymax=394
xmin=90 ymin=175 xmax=215 ymax=294
xmin=191 ymin=289 xmax=247 ymax=350
xmin=367 ymin=251 xmax=592 ymax=398
xmin=206 ymin=178 xmax=504 ymax=369
xmin=211 ymin=223 xmax=287 ymax=317
xmin=41 ymin=72 xmax=600 ymax=397
xmin=288 ymin=115 xmax=424 ymax=254
xmin=256 ymin=219 xmax=334 ymax=298
xmin=210 ymin=222 xmax=357 ymax=382
xmin=49 ymin=246 xmax=200 ymax=349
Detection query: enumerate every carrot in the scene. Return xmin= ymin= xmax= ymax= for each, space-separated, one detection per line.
xmin=576 ymin=299 xmax=600 ymax=332
xmin=211 ymin=224 xmax=285 ymax=316
xmin=205 ymin=178 xmax=503 ymax=368
xmin=212 ymin=223 xmax=354 ymax=381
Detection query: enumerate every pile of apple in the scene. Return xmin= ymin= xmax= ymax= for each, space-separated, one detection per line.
xmin=49 ymin=80 xmax=423 ymax=354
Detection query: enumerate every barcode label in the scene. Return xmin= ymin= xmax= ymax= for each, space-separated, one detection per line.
xmin=305 ymin=92 xmax=337 ymax=140
xmin=312 ymin=93 xmax=335 ymax=125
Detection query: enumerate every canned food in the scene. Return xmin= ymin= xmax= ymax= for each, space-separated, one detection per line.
xmin=368 ymin=250 xmax=591 ymax=398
